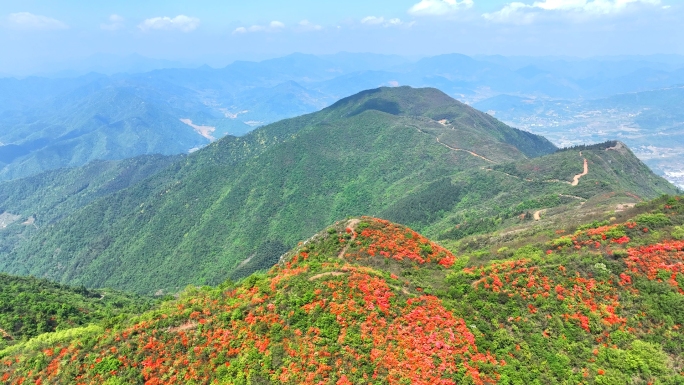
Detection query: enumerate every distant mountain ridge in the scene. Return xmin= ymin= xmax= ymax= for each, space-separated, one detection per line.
xmin=2 ymin=52 xmax=684 ymax=181
xmin=0 ymin=86 xmax=675 ymax=295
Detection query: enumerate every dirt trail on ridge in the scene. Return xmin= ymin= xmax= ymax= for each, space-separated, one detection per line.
xmin=572 ymin=158 xmax=589 ymax=186
xmin=408 ymin=123 xmax=496 ymax=163
xmin=337 ymin=219 xmax=360 ymax=259
xmin=436 ymin=138 xmax=495 ymax=163
xmin=309 ymin=272 xmax=346 ymax=281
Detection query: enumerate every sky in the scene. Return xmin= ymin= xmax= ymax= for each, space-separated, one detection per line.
xmin=0 ymin=0 xmax=682 ymax=75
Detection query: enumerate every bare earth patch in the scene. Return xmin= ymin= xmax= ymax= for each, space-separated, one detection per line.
xmin=0 ymin=212 xmax=20 ymax=229
xmin=572 ymin=158 xmax=589 ymax=186
xmin=308 ymin=272 xmax=346 ymax=281
xmin=0 ymin=328 xmax=13 ymax=340
xmin=167 ymin=321 xmax=198 ymax=333
xmin=337 ymin=218 xmax=361 ymax=259
xmin=616 ymin=203 xmax=636 ymax=212
xmin=180 ymin=119 xmax=216 ymax=141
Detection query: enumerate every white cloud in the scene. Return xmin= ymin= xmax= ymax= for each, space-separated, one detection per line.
xmin=408 ymin=0 xmax=474 ymax=16
xmin=484 ymin=0 xmax=662 ymax=22
xmin=101 ymin=14 xmax=124 ymax=31
xmin=483 ymin=2 xmax=537 ymax=23
xmin=138 ymin=15 xmax=199 ymax=32
xmin=298 ymin=20 xmax=323 ymax=31
xmin=533 ymin=0 xmax=660 ymax=13
xmin=360 ymin=16 xmax=414 ymax=28
xmin=233 ymin=20 xmax=285 ymax=34
xmin=5 ymin=12 xmax=68 ymax=30
xmin=270 ymin=21 xmax=285 ymax=29
xmin=361 ymin=16 xmax=385 ymax=25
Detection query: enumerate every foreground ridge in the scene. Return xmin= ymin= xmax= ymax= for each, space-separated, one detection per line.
xmin=0 ymin=217 xmax=503 ymax=384
xmin=4 ymin=200 xmax=684 ymax=384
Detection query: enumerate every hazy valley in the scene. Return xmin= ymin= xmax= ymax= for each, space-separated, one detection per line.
xmin=2 ymin=53 xmax=684 ymax=189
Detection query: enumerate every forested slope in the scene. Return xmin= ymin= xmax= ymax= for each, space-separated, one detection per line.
xmin=0 ymin=87 xmax=676 ymax=295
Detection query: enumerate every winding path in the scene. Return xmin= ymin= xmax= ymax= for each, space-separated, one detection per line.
xmin=337 ymin=219 xmax=360 ymax=259
xmin=309 ymin=272 xmax=346 ymax=281
xmin=408 ymin=123 xmax=496 ymax=163
xmin=571 ymin=158 xmax=589 ymax=186
xmin=559 ymin=194 xmax=586 ymax=201
xmin=436 ymin=138 xmax=495 ymax=163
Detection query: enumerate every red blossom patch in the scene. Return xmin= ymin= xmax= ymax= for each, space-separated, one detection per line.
xmin=625 ymin=240 xmax=684 ymax=294
xmin=349 ymin=218 xmax=458 ymax=268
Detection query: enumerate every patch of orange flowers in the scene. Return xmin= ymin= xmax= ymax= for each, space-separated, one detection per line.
xmin=349 ymin=218 xmax=457 ymax=268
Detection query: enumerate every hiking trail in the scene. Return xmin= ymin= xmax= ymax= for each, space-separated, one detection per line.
xmin=572 ymin=158 xmax=589 ymax=186
xmin=337 ymin=219 xmax=360 ymax=259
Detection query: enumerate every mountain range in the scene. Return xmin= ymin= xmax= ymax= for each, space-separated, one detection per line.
xmin=0 ymin=87 xmax=676 ymax=295
xmin=2 ymin=53 xmax=684 ymax=183
xmin=0 ymin=84 xmax=682 ymax=384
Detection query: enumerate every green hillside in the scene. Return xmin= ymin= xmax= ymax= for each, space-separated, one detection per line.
xmin=0 ymin=154 xmax=177 ymax=258
xmin=0 ymin=273 xmax=157 ymax=350
xmin=0 ymin=82 xmax=237 ymax=181
xmin=0 ymin=87 xmax=676 ymax=295
xmin=2 ymin=196 xmax=684 ymax=384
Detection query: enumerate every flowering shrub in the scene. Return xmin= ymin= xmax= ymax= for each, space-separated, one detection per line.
xmin=0 ymin=218 xmax=495 ymax=385
xmin=625 ymin=240 xmax=684 ymax=294
xmin=347 ymin=218 xmax=457 ymax=268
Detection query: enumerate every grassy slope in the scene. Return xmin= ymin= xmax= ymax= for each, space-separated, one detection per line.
xmin=0 ymin=87 xmax=676 ymax=295
xmin=2 ymin=197 xmax=684 ymax=384
xmin=0 ymin=273 xmax=157 ymax=350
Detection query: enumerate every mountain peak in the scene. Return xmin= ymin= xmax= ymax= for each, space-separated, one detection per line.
xmin=283 ymin=217 xmax=457 ymax=270
xmin=327 ymin=86 xmax=458 ymax=118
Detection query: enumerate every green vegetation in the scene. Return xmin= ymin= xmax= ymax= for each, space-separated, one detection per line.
xmin=2 ymin=196 xmax=684 ymax=384
xmin=0 ymin=86 xmax=676 ymax=295
xmin=0 ymin=274 xmax=157 ymax=350
xmin=0 ymin=154 xmax=176 ymax=260
xmin=0 ymin=85 xmax=217 ymax=181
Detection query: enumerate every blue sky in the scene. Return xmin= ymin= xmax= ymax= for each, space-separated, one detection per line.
xmin=0 ymin=0 xmax=682 ymax=74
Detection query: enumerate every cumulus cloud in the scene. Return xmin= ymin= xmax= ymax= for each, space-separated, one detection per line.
xmin=297 ymin=20 xmax=323 ymax=31
xmin=361 ymin=16 xmax=385 ymax=25
xmin=5 ymin=12 xmax=68 ymax=30
xmin=386 ymin=18 xmax=416 ymax=27
xmin=233 ymin=21 xmax=285 ymax=34
xmin=483 ymin=2 xmax=537 ymax=23
xmin=101 ymin=14 xmax=124 ymax=31
xmin=269 ymin=21 xmax=285 ymax=29
xmin=360 ymin=16 xmax=414 ymax=28
xmin=484 ymin=0 xmax=662 ymax=23
xmin=138 ymin=15 xmax=199 ymax=32
xmin=408 ymin=0 xmax=474 ymax=16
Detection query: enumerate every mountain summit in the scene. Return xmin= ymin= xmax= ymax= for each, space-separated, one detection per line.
xmin=0 ymin=87 xmax=676 ymax=294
